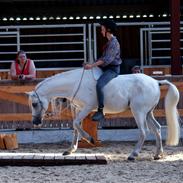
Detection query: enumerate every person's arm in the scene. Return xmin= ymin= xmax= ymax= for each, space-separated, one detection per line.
xmin=101 ymin=41 xmax=120 ymax=66
xmin=24 ymin=60 xmax=36 ymax=79
xmin=10 ymin=62 xmax=19 ymax=80
xmin=84 ymin=60 xmax=104 ymax=70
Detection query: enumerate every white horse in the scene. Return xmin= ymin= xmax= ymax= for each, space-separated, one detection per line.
xmin=27 ymin=67 xmax=180 ymax=160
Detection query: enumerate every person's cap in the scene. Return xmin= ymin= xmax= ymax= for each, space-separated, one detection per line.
xmin=132 ymin=65 xmax=141 ymax=70
xmin=99 ymin=19 xmax=117 ymax=33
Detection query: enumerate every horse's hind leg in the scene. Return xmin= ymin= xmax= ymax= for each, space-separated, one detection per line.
xmin=147 ymin=111 xmax=163 ymax=160
xmin=128 ymin=110 xmax=147 ymax=161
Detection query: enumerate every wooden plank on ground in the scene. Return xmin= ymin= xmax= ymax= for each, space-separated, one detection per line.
xmin=0 ymin=153 xmax=107 ymax=166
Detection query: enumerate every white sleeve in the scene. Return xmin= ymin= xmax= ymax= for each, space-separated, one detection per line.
xmin=10 ymin=61 xmax=16 ymax=77
xmin=29 ymin=60 xmax=36 ymax=76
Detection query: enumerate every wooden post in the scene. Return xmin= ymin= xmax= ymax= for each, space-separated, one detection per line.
xmin=0 ymin=134 xmax=18 ymax=150
xmin=170 ymin=0 xmax=181 ymax=75
xmin=4 ymin=134 xmax=18 ymax=150
xmin=0 ymin=134 xmax=6 ymax=149
xmin=78 ymin=114 xmax=102 ymax=148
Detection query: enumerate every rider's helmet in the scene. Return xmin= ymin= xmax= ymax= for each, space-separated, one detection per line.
xmin=99 ymin=19 xmax=117 ymax=34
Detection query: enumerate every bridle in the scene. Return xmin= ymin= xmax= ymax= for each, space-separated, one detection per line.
xmin=32 ymin=90 xmax=47 ymax=118
xmin=33 ymin=90 xmax=71 ymax=119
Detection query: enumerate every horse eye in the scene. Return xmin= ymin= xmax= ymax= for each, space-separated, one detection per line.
xmin=62 ymin=98 xmax=67 ymax=102
xmin=32 ymin=102 xmax=38 ymax=108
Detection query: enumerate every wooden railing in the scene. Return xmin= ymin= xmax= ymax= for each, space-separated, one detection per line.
xmin=0 ymin=77 xmax=183 ymax=120
xmin=0 ymin=76 xmax=183 ymax=147
xmin=0 ymin=69 xmax=68 ymax=80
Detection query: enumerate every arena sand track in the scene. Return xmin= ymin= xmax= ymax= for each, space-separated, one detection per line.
xmin=0 ymin=141 xmax=183 ymax=183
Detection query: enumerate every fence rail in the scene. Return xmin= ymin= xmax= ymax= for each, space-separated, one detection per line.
xmin=140 ymin=25 xmax=183 ymax=71
xmin=0 ymin=76 xmax=183 ymax=130
xmin=1 ymin=21 xmax=183 ymax=74
xmin=0 ymin=24 xmax=86 ymax=71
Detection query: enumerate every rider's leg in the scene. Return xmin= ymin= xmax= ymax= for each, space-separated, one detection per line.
xmin=92 ymin=69 xmax=118 ymax=121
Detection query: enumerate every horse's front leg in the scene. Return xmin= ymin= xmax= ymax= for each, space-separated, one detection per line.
xmin=73 ymin=107 xmax=95 ymax=145
xmin=63 ymin=129 xmax=79 ymax=155
xmin=63 ymin=106 xmax=94 ymax=156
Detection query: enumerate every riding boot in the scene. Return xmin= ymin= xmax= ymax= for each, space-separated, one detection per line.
xmin=92 ymin=108 xmax=104 ymax=121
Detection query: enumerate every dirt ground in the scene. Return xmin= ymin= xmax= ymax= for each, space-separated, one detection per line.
xmin=0 ymin=141 xmax=183 ymax=183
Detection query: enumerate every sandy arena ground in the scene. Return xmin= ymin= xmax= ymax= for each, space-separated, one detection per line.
xmin=0 ymin=141 xmax=183 ymax=183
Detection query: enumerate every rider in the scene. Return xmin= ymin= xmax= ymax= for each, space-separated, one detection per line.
xmin=84 ymin=19 xmax=122 ymax=121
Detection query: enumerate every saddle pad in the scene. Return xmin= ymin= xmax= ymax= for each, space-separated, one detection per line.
xmin=92 ymin=67 xmax=103 ymax=80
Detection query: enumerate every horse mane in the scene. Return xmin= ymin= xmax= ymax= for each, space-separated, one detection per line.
xmin=35 ymin=68 xmax=83 ymax=91
xmin=50 ymin=97 xmax=80 ymax=119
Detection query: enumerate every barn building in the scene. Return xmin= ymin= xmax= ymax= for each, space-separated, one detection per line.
xmin=0 ymin=0 xmax=182 ymax=131
xmin=0 ymin=0 xmax=182 ymax=76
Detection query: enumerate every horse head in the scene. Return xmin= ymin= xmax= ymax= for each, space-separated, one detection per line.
xmin=26 ymin=91 xmax=49 ymax=127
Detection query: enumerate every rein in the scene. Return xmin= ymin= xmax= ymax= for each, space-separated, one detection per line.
xmin=91 ymin=67 xmax=98 ymax=81
xmin=70 ymin=67 xmax=85 ymax=103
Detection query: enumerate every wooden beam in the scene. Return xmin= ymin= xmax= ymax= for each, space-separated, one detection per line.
xmin=0 ymin=114 xmax=31 ymax=121
xmin=0 ymin=81 xmax=182 ymax=105
xmin=0 ymin=79 xmax=183 ymax=121
xmin=0 ymin=86 xmax=35 ymax=93
xmin=0 ymin=79 xmax=42 ymax=86
xmin=105 ymin=109 xmax=167 ymax=118
xmin=1 ymin=109 xmax=183 ymax=121
xmin=170 ymin=0 xmax=181 ymax=75
xmin=0 ymin=81 xmax=183 ymax=94
xmin=0 ymin=90 xmax=28 ymax=106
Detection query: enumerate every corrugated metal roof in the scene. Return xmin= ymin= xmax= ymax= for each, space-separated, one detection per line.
xmin=0 ymin=0 xmax=171 ymax=21
xmin=0 ymin=0 xmax=152 ymax=4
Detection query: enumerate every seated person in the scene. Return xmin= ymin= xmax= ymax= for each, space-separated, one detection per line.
xmin=10 ymin=50 xmax=36 ymax=80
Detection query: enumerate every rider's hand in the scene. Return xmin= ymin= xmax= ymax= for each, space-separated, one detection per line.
xmin=83 ymin=63 xmax=93 ymax=70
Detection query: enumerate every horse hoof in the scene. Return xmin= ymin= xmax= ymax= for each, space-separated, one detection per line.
xmin=154 ymin=155 xmax=163 ymax=160
xmin=63 ymin=151 xmax=71 ymax=156
xmin=127 ymin=156 xmax=135 ymax=161
xmin=154 ymin=152 xmax=164 ymax=160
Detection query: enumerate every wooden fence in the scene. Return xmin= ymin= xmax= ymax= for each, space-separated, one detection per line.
xmin=0 ymin=75 xmax=183 ymax=147
xmin=0 ymin=75 xmax=183 ymax=127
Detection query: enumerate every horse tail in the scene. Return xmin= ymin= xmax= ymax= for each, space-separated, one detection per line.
xmin=158 ymin=80 xmax=180 ymax=146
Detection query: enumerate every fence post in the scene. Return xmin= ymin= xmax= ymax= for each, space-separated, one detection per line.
xmin=170 ymin=0 xmax=181 ymax=75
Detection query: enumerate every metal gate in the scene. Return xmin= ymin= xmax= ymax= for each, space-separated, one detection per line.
xmin=0 ymin=24 xmax=87 ymax=71
xmin=140 ymin=23 xmax=183 ymax=71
